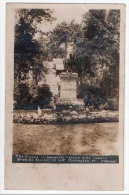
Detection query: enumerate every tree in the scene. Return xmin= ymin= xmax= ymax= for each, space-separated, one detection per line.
xmin=49 ymin=9 xmax=120 ymax=108
xmin=48 ymin=20 xmax=80 ymax=58
xmin=14 ymin=9 xmax=55 ymax=84
xmin=78 ymin=9 xmax=120 ymax=103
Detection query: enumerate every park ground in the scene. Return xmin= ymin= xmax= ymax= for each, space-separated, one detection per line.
xmin=13 ymin=122 xmax=119 ymax=155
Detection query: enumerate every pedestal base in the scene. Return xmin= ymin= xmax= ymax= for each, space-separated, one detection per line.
xmin=56 ymin=98 xmax=85 ymax=112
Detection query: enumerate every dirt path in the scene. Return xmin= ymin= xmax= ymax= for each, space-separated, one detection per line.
xmin=13 ymin=122 xmax=119 ymax=155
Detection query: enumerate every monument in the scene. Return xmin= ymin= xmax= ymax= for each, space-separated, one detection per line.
xmin=56 ymin=72 xmax=85 ymax=112
xmin=59 ymin=72 xmax=78 ymax=100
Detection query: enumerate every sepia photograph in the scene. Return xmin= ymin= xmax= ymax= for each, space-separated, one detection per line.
xmin=3 ymin=2 xmax=126 ymax=190
xmin=11 ymin=4 xmax=122 ymax=162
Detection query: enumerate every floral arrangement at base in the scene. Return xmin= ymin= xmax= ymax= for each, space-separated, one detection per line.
xmin=56 ymin=98 xmax=85 ymax=112
xmin=13 ymin=110 xmax=119 ymax=124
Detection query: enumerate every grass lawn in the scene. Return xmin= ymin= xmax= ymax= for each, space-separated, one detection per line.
xmin=13 ymin=122 xmax=119 ymax=155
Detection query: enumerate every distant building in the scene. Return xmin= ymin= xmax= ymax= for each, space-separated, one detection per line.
xmin=38 ymin=58 xmax=64 ymax=96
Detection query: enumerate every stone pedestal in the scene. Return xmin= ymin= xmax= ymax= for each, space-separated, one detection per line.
xmin=56 ymin=72 xmax=85 ymax=112
xmin=59 ymin=72 xmax=78 ymax=100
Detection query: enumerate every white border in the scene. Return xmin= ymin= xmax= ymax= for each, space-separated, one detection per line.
xmin=0 ymin=0 xmax=129 ymax=194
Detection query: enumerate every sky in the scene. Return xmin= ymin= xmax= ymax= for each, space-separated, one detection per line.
xmin=40 ymin=4 xmax=89 ymax=32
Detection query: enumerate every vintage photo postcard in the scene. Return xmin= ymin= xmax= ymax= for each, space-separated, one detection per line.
xmin=5 ymin=3 xmax=125 ymax=191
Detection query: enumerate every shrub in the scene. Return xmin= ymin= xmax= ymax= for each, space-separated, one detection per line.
xmin=36 ymin=84 xmax=53 ymax=108
xmin=14 ymin=82 xmax=32 ymax=109
xmin=14 ymin=82 xmax=53 ymax=110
